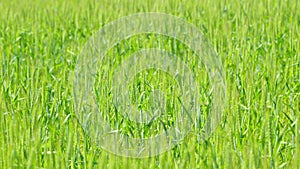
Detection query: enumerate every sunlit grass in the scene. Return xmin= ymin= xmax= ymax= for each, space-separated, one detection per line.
xmin=0 ymin=0 xmax=299 ymax=168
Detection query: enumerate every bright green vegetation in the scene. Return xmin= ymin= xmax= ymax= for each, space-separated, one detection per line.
xmin=0 ymin=0 xmax=299 ymax=168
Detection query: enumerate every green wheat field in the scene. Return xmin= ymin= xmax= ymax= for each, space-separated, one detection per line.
xmin=0 ymin=0 xmax=299 ymax=168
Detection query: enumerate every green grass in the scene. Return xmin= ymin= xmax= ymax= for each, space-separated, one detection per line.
xmin=0 ymin=0 xmax=299 ymax=168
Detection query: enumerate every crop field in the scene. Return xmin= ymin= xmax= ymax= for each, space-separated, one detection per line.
xmin=0 ymin=0 xmax=299 ymax=168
